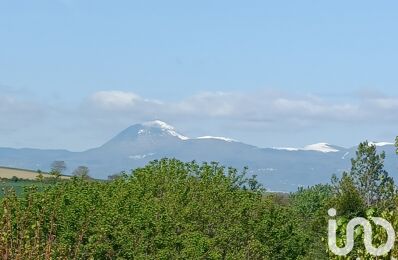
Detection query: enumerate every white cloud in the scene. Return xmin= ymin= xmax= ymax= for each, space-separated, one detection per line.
xmin=89 ymin=90 xmax=164 ymax=111
xmin=367 ymin=97 xmax=398 ymax=110
xmin=84 ymin=89 xmax=398 ymax=125
xmin=2 ymin=88 xmax=398 ymax=150
xmin=0 ymin=94 xmax=46 ymax=132
xmin=90 ymin=91 xmax=142 ymax=110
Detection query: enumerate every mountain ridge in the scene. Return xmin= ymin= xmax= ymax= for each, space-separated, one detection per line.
xmin=0 ymin=120 xmax=397 ymax=191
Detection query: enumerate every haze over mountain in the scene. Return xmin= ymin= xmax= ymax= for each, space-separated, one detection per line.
xmin=1 ymin=120 xmax=397 ymax=191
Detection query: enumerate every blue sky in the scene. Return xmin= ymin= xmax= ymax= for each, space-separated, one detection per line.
xmin=1 ymin=0 xmax=398 ymax=150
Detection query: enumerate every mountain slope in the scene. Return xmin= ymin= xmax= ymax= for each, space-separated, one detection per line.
xmin=0 ymin=121 xmax=397 ymax=191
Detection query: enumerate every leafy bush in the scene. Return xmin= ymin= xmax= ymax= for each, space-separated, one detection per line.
xmin=0 ymin=159 xmax=314 ymax=259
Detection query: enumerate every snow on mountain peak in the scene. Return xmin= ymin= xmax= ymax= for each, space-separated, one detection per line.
xmin=142 ymin=120 xmax=175 ymax=130
xmin=273 ymin=143 xmax=339 ymax=153
xmin=140 ymin=121 xmax=239 ymax=142
xmin=196 ymin=136 xmax=237 ymax=142
xmin=141 ymin=120 xmax=189 ymax=140
xmin=368 ymin=141 xmax=394 ymax=147
xmin=303 ymin=143 xmax=339 ymax=153
xmin=272 ymin=147 xmax=300 ymax=151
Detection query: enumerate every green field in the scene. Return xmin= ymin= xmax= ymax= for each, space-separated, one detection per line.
xmin=0 ymin=179 xmax=51 ymax=198
xmin=0 ymin=167 xmax=70 ymax=198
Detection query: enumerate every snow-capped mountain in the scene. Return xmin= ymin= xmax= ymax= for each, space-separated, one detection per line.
xmin=274 ymin=143 xmax=342 ymax=153
xmin=141 ymin=120 xmax=189 ymax=140
xmin=302 ymin=143 xmax=340 ymax=153
xmin=0 ymin=120 xmax=397 ymax=192
xmin=196 ymin=136 xmax=237 ymax=142
xmin=368 ymin=142 xmax=395 ymax=147
xmin=103 ymin=120 xmax=189 ymax=144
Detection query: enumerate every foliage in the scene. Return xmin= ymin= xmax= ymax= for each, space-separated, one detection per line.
xmin=328 ymin=208 xmax=398 ymax=260
xmin=0 ymin=159 xmax=315 ymax=259
xmin=290 ymin=184 xmax=333 ymax=259
xmin=347 ymin=141 xmax=395 ymax=208
xmin=331 ymin=173 xmax=365 ymax=218
xmin=0 ymin=138 xmax=397 ymax=259
xmin=326 ymin=140 xmax=398 ymax=259
xmin=50 ymin=161 xmax=67 ymax=178
xmin=72 ymin=166 xmax=91 ymax=180
xmin=0 ymin=179 xmax=53 ymax=198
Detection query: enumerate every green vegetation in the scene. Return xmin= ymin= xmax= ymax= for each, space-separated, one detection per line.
xmin=0 ymin=176 xmax=71 ymax=198
xmin=0 ymin=179 xmax=48 ymax=198
xmin=0 ymin=140 xmax=397 ymax=259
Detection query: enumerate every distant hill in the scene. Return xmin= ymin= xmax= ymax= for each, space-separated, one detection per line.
xmin=0 ymin=167 xmax=70 ymax=180
xmin=0 ymin=120 xmax=397 ymax=191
